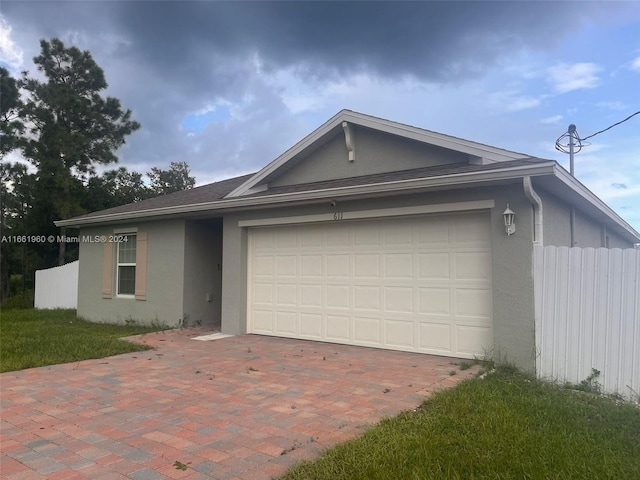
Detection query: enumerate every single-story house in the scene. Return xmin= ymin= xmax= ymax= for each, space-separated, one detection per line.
xmin=56 ymin=110 xmax=640 ymax=371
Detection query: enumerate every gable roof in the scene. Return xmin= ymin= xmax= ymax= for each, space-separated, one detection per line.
xmin=226 ymin=109 xmax=530 ymax=197
xmin=55 ymin=110 xmax=640 ymax=244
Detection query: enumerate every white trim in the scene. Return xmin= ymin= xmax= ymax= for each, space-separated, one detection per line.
xmin=226 ymin=109 xmax=529 ymax=198
xmin=57 ymin=163 xmax=553 ymax=227
xmin=554 ymin=165 xmax=638 ymax=236
xmin=116 ymin=233 xmax=137 ymax=297
xmin=238 ymin=200 xmax=495 ymax=228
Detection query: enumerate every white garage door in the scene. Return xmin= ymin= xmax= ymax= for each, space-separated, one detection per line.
xmin=247 ymin=212 xmax=493 ymax=358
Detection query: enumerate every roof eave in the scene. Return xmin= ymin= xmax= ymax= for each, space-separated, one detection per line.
xmin=225 ymin=110 xmax=531 ymax=198
xmin=552 ymin=164 xmax=640 ymax=242
xmin=56 ymin=162 xmax=556 ymax=228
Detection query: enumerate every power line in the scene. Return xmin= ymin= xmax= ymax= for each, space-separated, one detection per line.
xmin=581 ymin=110 xmax=640 ymax=141
xmin=555 ymin=110 xmax=639 ymax=154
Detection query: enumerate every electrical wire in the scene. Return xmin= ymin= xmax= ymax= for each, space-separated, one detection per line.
xmin=581 ymin=110 xmax=640 ymax=141
xmin=555 ymin=127 xmax=586 ymax=154
xmin=554 ymin=110 xmax=639 ymax=154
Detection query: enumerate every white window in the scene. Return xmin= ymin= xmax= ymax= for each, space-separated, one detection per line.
xmin=116 ymin=235 xmax=136 ymax=296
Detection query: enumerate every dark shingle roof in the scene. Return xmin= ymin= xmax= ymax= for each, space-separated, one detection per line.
xmin=66 ymin=158 xmax=548 ymax=223
xmin=71 ymin=173 xmax=255 ymax=221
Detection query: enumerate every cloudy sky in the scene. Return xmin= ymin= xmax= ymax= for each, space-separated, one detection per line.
xmin=1 ymin=1 xmax=639 ymax=231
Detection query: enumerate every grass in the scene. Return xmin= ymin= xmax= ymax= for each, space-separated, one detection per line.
xmin=0 ymin=309 xmax=167 ymax=372
xmin=280 ymin=367 xmax=640 ymax=480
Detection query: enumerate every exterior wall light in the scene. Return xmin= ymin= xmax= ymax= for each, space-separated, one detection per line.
xmin=503 ymin=204 xmax=516 ymax=236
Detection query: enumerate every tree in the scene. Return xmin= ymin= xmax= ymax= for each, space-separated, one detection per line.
xmin=19 ymin=38 xmax=140 ymax=264
xmin=147 ymin=161 xmax=196 ymax=196
xmin=0 ymin=162 xmax=36 ymax=298
xmin=0 ymin=67 xmax=24 ymax=157
xmin=85 ymin=166 xmax=151 ymax=212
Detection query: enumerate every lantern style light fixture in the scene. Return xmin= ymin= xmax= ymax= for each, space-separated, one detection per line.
xmin=503 ymin=204 xmax=516 ymax=236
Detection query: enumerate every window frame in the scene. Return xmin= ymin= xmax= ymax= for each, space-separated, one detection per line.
xmin=116 ymin=234 xmax=137 ymax=298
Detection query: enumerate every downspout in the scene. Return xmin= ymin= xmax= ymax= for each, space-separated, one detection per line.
xmin=523 ymin=176 xmax=543 ymax=244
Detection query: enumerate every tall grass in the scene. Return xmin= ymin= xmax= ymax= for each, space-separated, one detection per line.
xmin=281 ymin=368 xmax=640 ymax=479
xmin=0 ymin=309 xmax=166 ymax=372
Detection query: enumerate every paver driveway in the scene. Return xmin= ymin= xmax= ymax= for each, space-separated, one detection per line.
xmin=1 ymin=328 xmax=479 ymax=480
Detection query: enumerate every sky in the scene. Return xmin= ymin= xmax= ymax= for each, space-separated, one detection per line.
xmin=1 ymin=1 xmax=639 ymax=231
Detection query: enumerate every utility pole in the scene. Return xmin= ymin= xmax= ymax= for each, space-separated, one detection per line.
xmin=568 ymin=124 xmax=576 ymax=177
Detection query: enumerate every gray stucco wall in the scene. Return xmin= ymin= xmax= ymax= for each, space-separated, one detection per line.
xmin=270 ymin=126 xmax=468 ymax=187
xmin=220 ymin=182 xmax=537 ymax=371
xmin=539 ymin=188 xmax=631 ymax=248
xmin=77 ymin=219 xmax=186 ymax=327
xmin=183 ymin=219 xmax=223 ymax=327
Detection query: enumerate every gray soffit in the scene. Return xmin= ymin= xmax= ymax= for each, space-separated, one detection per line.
xmin=56 ymin=159 xmax=556 ymax=227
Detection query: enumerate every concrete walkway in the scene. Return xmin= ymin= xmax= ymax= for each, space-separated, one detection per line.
xmin=1 ymin=329 xmax=479 ymax=480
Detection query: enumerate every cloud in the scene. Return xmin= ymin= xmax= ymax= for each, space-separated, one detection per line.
xmin=630 ymin=55 xmax=640 ymax=72
xmin=487 ymin=90 xmax=541 ymax=113
xmin=547 ymin=62 xmax=602 ymax=93
xmin=596 ymin=101 xmax=629 ymax=111
xmin=2 ymin=1 xmax=617 ymax=86
xmin=0 ymin=16 xmax=23 ymax=71
xmin=541 ymin=115 xmax=564 ymax=124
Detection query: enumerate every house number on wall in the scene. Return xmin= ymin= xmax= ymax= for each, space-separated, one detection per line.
xmin=333 ymin=212 xmax=344 ymax=220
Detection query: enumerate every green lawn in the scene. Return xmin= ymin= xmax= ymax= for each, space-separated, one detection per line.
xmin=281 ymin=367 xmax=640 ymax=480
xmin=0 ymin=309 xmax=166 ymax=372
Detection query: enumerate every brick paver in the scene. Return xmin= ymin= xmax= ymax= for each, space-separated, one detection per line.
xmin=1 ymin=329 xmax=479 ymax=479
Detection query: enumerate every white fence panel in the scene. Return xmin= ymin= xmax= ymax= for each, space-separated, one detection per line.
xmin=34 ymin=260 xmax=79 ymax=309
xmin=534 ymin=245 xmax=640 ymax=401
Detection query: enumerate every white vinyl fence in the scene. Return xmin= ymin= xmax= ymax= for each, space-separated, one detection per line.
xmin=34 ymin=260 xmax=79 ymax=309
xmin=533 ymin=245 xmax=639 ymax=401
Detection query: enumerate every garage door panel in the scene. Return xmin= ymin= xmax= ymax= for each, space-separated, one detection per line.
xmin=418 ymin=322 xmax=452 ymax=352
xmin=384 ymin=221 xmax=414 ymax=246
xmin=299 ymin=313 xmax=323 ymax=338
xmin=327 ymin=255 xmax=350 ymax=277
xmin=384 ymin=286 xmax=414 ymax=313
xmin=276 ymin=229 xmax=298 ymax=248
xmin=300 ymin=255 xmax=323 ymax=276
xmin=276 ymin=284 xmax=297 ymax=306
xmin=417 ymin=218 xmax=450 ymax=244
xmin=276 ymin=311 xmax=297 ymax=335
xmin=385 ymin=254 xmax=413 ymax=278
xmin=326 ymin=314 xmax=350 ymax=341
xmin=419 ymin=287 xmax=451 ymax=315
xmin=253 ymin=283 xmax=274 ymax=305
xmin=300 ymin=284 xmax=322 ymax=307
xmin=453 ymin=215 xmax=491 ymax=244
xmin=252 ymin=230 xmax=275 ymax=249
xmin=252 ymin=310 xmax=274 ymax=333
xmin=299 ymin=226 xmax=323 ymax=247
xmin=248 ymin=212 xmax=493 ymax=358
xmin=327 ymin=285 xmax=350 ymax=308
xmin=418 ymin=253 xmax=451 ymax=279
xmin=457 ymin=325 xmax=493 ymax=356
xmin=354 ymin=317 xmax=381 ymax=344
xmin=354 ymin=223 xmax=381 ymax=246
xmin=385 ymin=319 xmax=415 ymax=348
xmin=354 ymin=286 xmax=381 ymax=310
xmin=354 ymin=254 xmax=380 ymax=278
xmin=456 ymin=288 xmax=492 ymax=318
xmin=326 ymin=225 xmax=350 ymax=246
xmin=455 ymin=251 xmax=492 ymax=280
xmin=254 ymin=255 xmax=274 ymax=276
xmin=276 ymin=256 xmax=297 ymax=276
